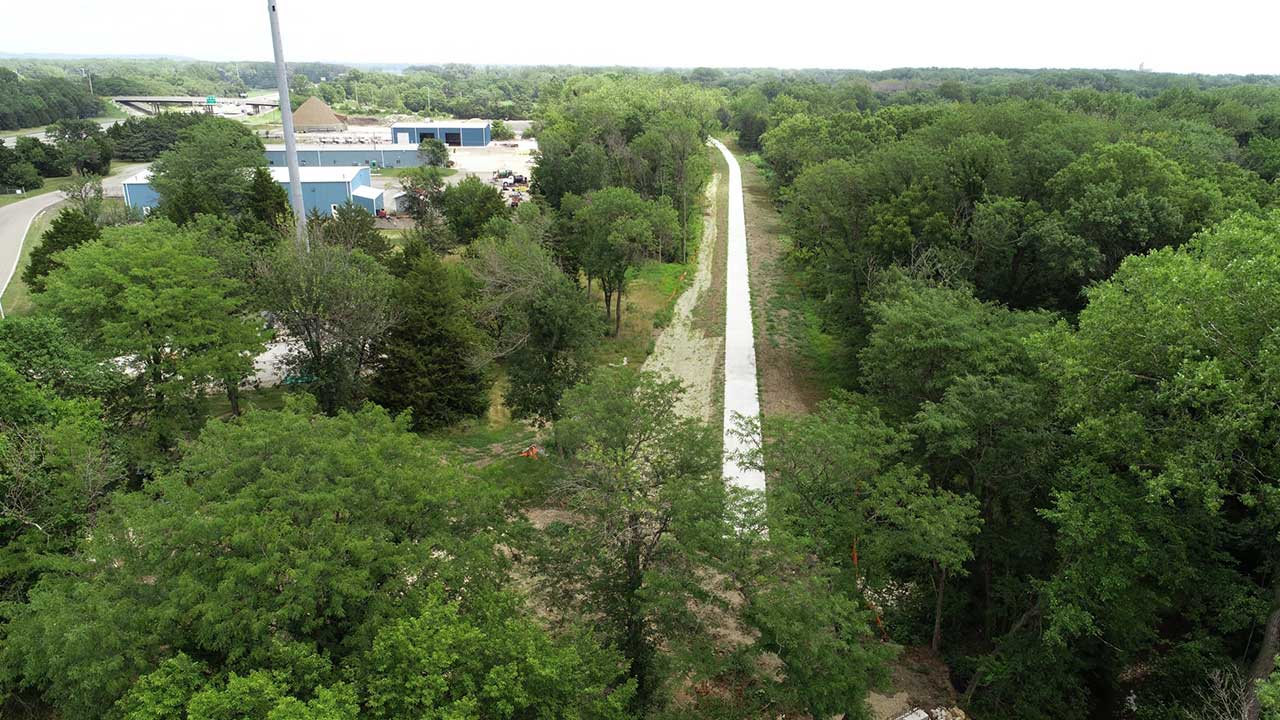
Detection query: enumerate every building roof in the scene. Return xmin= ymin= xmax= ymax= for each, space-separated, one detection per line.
xmin=125 ymin=166 xmax=363 ymax=187
xmin=390 ymin=118 xmax=491 ymax=129
xmin=291 ymin=96 xmax=346 ymax=131
xmin=351 ymin=186 xmax=383 ymax=200
xmin=264 ymin=144 xmax=420 ymax=152
xmin=269 ymin=166 xmax=365 ymax=184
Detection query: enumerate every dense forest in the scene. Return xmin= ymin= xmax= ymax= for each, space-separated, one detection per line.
xmin=715 ymin=70 xmax=1280 ymax=719
xmin=2 ymin=59 xmax=1280 ymax=720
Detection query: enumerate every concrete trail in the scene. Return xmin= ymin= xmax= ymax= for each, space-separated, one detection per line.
xmin=710 ymin=138 xmax=765 ymax=493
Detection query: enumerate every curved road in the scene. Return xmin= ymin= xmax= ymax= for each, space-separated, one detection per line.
xmin=0 ymin=164 xmax=146 ymax=307
xmin=710 ymin=139 xmax=765 ymax=493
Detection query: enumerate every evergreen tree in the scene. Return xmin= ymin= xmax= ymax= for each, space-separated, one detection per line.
xmin=22 ymin=208 xmax=101 ymax=293
xmin=371 ymin=244 xmax=491 ymax=430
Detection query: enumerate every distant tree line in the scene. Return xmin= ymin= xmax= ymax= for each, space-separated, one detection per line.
xmin=0 ymin=68 xmax=103 ymax=131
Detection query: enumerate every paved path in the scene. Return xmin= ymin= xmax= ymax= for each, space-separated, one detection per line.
xmin=0 ymin=164 xmax=146 ymax=306
xmin=0 ymin=192 xmax=67 ymax=309
xmin=710 ymin=139 xmax=765 ymax=493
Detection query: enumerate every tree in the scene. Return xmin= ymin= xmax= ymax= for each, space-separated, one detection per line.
xmin=106 ymin=112 xmax=210 ymax=162
xmin=1261 ymin=670 xmax=1280 ymax=720
xmin=967 ymin=196 xmax=1101 ymax=310
xmin=359 ymin=591 xmax=631 ymax=720
xmin=22 ymin=208 xmax=101 ymax=293
xmin=1047 ymin=141 xmax=1219 ymax=275
xmin=148 ymin=117 xmax=266 ymax=224
xmin=0 ymin=315 xmax=124 ymax=400
xmin=0 ymin=360 xmax=117 ymax=603
xmin=542 ymin=368 xmax=723 ymax=710
xmin=1037 ymin=211 xmax=1280 ymax=717
xmin=730 ymin=87 xmax=770 ymax=150
xmin=2 ymin=402 xmax=511 ymax=718
xmin=574 ymin=187 xmax=678 ymax=334
xmin=36 ymin=220 xmax=264 ymax=461
xmin=748 ymin=393 xmax=981 ymax=653
xmin=0 ymin=142 xmax=41 ymax=191
xmin=396 ymin=165 xmax=448 ymax=226
xmin=469 ymin=235 xmax=602 ymax=421
xmin=713 ymin=497 xmax=896 ymax=720
xmin=46 ymin=118 xmax=112 ymax=176
xmin=370 ymin=245 xmax=491 ymax=430
xmin=633 ymin=113 xmax=710 ymax=261
xmin=440 ymin=175 xmax=507 ymax=245
xmin=239 ymin=166 xmax=291 ymax=242
xmin=14 ymin=136 xmax=68 ymax=177
xmin=416 ymin=137 xmax=449 ymax=167
xmin=63 ymin=175 xmax=104 ymax=222
xmin=258 ymin=244 xmax=397 ymax=415
xmin=489 ymin=119 xmax=516 ymax=141
xmin=308 ymin=202 xmax=391 ymax=260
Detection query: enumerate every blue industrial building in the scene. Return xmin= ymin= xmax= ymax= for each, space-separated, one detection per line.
xmin=122 ymin=166 xmax=384 ymax=218
xmin=121 ymin=172 xmax=160 ymax=216
xmin=264 ymin=144 xmax=422 ymax=169
xmin=391 ymin=119 xmax=491 ymax=146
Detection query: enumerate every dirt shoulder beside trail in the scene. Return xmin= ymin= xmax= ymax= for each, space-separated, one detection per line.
xmin=734 ymin=142 xmax=826 ymax=418
xmin=642 ymin=167 xmax=725 ymax=425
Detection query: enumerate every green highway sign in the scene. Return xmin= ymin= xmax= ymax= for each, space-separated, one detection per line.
xmin=206 ymin=96 xmax=216 ymax=104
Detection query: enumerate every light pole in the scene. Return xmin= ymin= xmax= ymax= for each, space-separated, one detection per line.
xmin=266 ymin=0 xmax=308 ymax=250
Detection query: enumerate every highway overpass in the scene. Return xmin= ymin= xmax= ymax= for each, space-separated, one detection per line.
xmin=112 ymin=95 xmax=279 ymax=115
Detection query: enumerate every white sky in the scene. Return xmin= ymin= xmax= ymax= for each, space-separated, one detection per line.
xmin=4 ymin=0 xmax=1280 ymax=75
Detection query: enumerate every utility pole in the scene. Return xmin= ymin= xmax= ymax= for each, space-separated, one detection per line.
xmin=267 ymin=0 xmax=308 ymax=250
xmin=80 ymin=67 xmax=93 ymax=95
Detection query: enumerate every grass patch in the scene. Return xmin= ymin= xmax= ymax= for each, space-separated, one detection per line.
xmin=0 ymin=200 xmax=61 ymax=317
xmin=592 ymin=248 xmax=699 ymax=368
xmin=0 ymin=177 xmax=81 ymax=209
xmin=239 ymin=109 xmax=281 ymax=127
xmin=207 ymin=385 xmax=291 ymax=419
xmin=379 ymin=228 xmax=409 ymax=248
xmin=761 ymin=255 xmax=849 ymax=394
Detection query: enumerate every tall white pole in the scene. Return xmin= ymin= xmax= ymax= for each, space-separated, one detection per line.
xmin=267 ymin=0 xmax=308 ymax=250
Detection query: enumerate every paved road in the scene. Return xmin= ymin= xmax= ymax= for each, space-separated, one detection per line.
xmin=710 ymin=138 xmax=765 ymax=493
xmin=0 ymin=164 xmax=146 ymax=303
xmin=0 ymin=118 xmax=127 ymax=148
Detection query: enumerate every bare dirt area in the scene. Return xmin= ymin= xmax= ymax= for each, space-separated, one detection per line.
xmin=641 ymin=171 xmax=724 ymax=424
xmin=734 ymin=142 xmax=827 ymax=417
xmin=871 ymin=647 xmax=960 ymax=718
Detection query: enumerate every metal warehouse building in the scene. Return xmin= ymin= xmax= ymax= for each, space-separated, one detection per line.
xmin=122 ymin=166 xmax=384 ymax=218
xmin=264 ymin=144 xmax=422 ymax=170
xmin=391 ymin=119 xmax=491 ymax=147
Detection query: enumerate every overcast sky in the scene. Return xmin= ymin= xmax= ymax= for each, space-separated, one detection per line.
xmin=4 ymin=0 xmax=1279 ymax=75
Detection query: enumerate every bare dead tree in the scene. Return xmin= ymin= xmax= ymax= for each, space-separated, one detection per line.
xmin=1184 ymin=668 xmax=1251 ymax=720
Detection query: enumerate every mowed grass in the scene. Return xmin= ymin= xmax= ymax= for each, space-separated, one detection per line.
xmin=0 ymin=200 xmax=61 ymax=317
xmin=0 ymin=177 xmax=81 ymax=209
